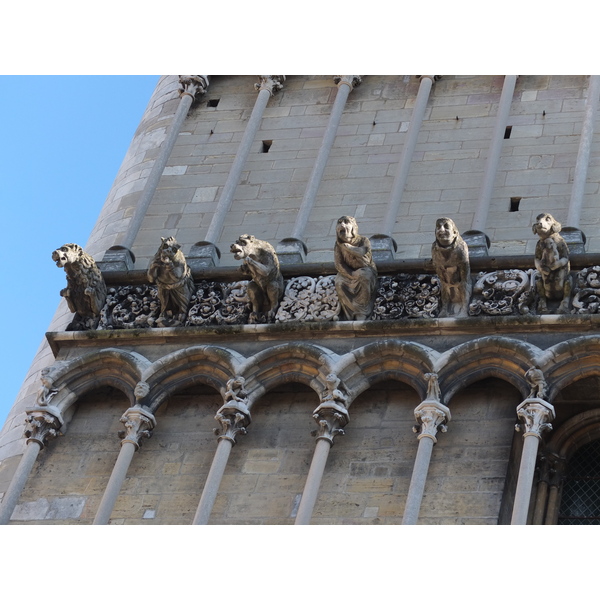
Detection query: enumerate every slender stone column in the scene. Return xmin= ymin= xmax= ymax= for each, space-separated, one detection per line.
xmin=192 ymin=397 xmax=251 ymax=524
xmin=295 ymin=400 xmax=349 ymax=524
xmin=566 ymin=75 xmax=600 ymax=244
xmin=0 ymin=406 xmax=63 ymax=524
xmin=278 ymin=76 xmax=362 ymax=263
xmin=511 ymin=398 xmax=555 ymax=525
xmin=93 ymin=404 xmax=156 ymax=525
xmin=470 ymin=75 xmax=517 ymax=235
xmin=119 ymin=76 xmax=208 ymax=254
xmin=370 ymin=76 xmax=438 ymax=260
xmin=197 ymin=76 xmax=284 ymax=266
xmin=544 ymin=457 xmax=565 ymax=525
xmin=402 ymin=390 xmax=450 ymax=525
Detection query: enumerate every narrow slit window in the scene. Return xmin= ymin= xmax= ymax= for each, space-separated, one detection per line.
xmin=510 ymin=197 xmax=521 ymax=212
xmin=207 ymin=98 xmax=220 ymax=108
xmin=504 ymin=125 xmax=512 ymax=139
xmin=261 ymin=140 xmax=273 ymax=153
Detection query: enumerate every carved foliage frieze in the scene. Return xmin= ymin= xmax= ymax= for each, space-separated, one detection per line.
xmin=468 ymin=269 xmax=533 ymax=316
xmin=372 ymin=274 xmax=440 ymax=320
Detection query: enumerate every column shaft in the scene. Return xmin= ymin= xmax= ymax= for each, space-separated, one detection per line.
xmin=532 ymin=479 xmax=549 ymax=525
xmin=402 ymin=436 xmax=434 ymax=525
xmin=122 ymin=93 xmax=194 ymax=249
xmin=511 ymin=434 xmax=540 ymax=524
xmin=204 ymin=87 xmax=272 ymax=245
xmin=93 ymin=441 xmax=136 ymax=525
xmin=544 ymin=485 xmax=561 ymax=525
xmin=192 ymin=438 xmax=233 ymax=525
xmin=294 ymin=438 xmax=331 ymax=525
xmin=382 ymin=76 xmax=434 ymax=237
xmin=471 ymin=75 xmax=517 ymax=232
xmin=567 ymin=75 xmax=600 ymax=228
xmin=0 ymin=442 xmax=41 ymax=524
xmin=290 ymin=82 xmax=353 ymax=241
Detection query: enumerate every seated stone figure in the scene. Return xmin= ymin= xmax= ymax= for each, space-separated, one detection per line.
xmin=431 ymin=217 xmax=472 ymax=318
xmin=532 ymin=213 xmax=571 ymax=314
xmin=334 ymin=216 xmax=378 ymax=321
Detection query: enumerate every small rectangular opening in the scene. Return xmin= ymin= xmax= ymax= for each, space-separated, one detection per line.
xmin=207 ymin=98 xmax=220 ymax=108
xmin=504 ymin=126 xmax=512 ymax=139
xmin=510 ymin=197 xmax=521 ymax=212
xmin=261 ymin=140 xmax=273 ymax=153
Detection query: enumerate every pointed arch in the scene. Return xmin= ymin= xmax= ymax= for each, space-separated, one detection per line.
xmin=46 ymin=348 xmax=151 ymax=414
xmin=547 ymin=408 xmax=600 ymax=459
xmin=537 ymin=336 xmax=600 ymax=402
xmin=239 ymin=343 xmax=338 ymax=407
xmin=143 ymin=345 xmax=245 ymax=412
xmin=340 ymin=340 xmax=440 ymax=405
xmin=436 ymin=336 xmax=541 ymax=404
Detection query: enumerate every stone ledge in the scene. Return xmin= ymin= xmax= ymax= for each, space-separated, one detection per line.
xmin=46 ymin=313 xmax=600 ymax=356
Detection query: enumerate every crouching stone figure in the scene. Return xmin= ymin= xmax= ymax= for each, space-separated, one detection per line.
xmin=431 ymin=217 xmax=472 ymax=318
xmin=532 ymin=213 xmax=571 ymax=314
xmin=334 ymin=216 xmax=378 ymax=320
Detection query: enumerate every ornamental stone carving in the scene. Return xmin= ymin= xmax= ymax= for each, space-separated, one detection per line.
xmin=254 ymin=76 xmax=285 ymax=95
xmin=571 ymin=265 xmax=600 ymax=314
xmin=525 ymin=367 xmax=548 ymax=400
xmin=468 ymin=269 xmax=533 ymax=316
xmin=320 ymin=373 xmax=349 ymax=407
xmin=147 ymin=236 xmax=196 ymax=327
xmin=52 ymin=243 xmax=107 ymax=330
xmin=230 ymin=234 xmax=284 ymax=323
xmin=431 ymin=218 xmax=472 ymax=318
xmin=118 ymin=405 xmax=156 ymax=449
xmin=532 ymin=213 xmax=572 ymax=314
xmin=24 ymin=406 xmax=63 ymax=447
xmin=312 ymin=401 xmax=349 ymax=445
xmin=371 ymin=274 xmax=440 ymax=319
xmin=333 ymin=76 xmax=362 ymax=89
xmin=411 ymin=373 xmax=451 ymax=442
xmin=178 ymin=76 xmax=209 ymax=100
xmin=36 ymin=367 xmax=59 ymax=406
xmin=275 ymin=275 xmax=341 ymax=322
xmin=98 ymin=285 xmax=161 ymax=329
xmin=515 ymin=398 xmax=555 ymax=439
xmin=334 ymin=216 xmax=378 ymax=321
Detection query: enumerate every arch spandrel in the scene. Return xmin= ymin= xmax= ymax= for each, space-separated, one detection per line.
xmin=546 ymin=408 xmax=600 ymax=460
xmin=436 ymin=336 xmax=541 ymax=404
xmin=44 ymin=348 xmax=151 ymax=414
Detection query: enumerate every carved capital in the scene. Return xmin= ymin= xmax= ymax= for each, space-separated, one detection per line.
xmin=118 ymin=405 xmax=156 ymax=449
xmin=214 ymin=402 xmax=251 ymax=444
xmin=24 ymin=406 xmax=64 ymax=448
xmin=515 ymin=398 xmax=555 ymax=439
xmin=418 ymin=75 xmax=442 ymax=82
xmin=255 ymin=76 xmax=285 ymax=96
xmin=412 ymin=400 xmax=451 ymax=442
xmin=312 ymin=400 xmax=349 ymax=445
xmin=178 ymin=76 xmax=209 ymax=100
xmin=334 ymin=75 xmax=362 ymax=90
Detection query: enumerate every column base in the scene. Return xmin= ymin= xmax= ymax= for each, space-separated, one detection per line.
xmin=561 ymin=227 xmax=587 ymax=255
xmin=462 ymin=230 xmax=491 ymax=257
xmin=97 ymin=246 xmax=136 ymax=273
xmin=369 ymin=234 xmax=397 ymax=261
xmin=187 ymin=241 xmax=221 ymax=269
xmin=276 ymin=238 xmax=308 ymax=264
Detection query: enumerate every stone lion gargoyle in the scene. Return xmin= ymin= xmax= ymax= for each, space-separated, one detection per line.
xmin=431 ymin=217 xmax=472 ymax=318
xmin=532 ymin=213 xmax=571 ymax=314
xmin=52 ymin=243 xmax=107 ymax=330
xmin=147 ymin=236 xmax=196 ymax=326
xmin=230 ymin=234 xmax=284 ymax=323
xmin=334 ymin=216 xmax=378 ymax=321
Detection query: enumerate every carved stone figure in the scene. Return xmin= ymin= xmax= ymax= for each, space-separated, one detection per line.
xmin=525 ymin=367 xmax=548 ymax=400
xmin=230 ymin=234 xmax=284 ymax=323
xmin=431 ymin=218 xmax=472 ymax=318
xmin=223 ymin=377 xmax=248 ymax=405
xmin=147 ymin=236 xmax=196 ymax=326
xmin=36 ymin=368 xmax=59 ymax=406
xmin=52 ymin=243 xmax=107 ymax=330
xmin=334 ymin=216 xmax=378 ymax=320
xmin=532 ymin=213 xmax=571 ymax=314
xmin=320 ymin=373 xmax=349 ymax=407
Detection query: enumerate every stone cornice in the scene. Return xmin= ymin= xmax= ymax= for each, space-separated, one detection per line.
xmin=46 ymin=314 xmax=600 ymax=356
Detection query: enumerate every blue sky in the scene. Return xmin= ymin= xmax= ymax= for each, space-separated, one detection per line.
xmin=0 ymin=76 xmax=160 ymax=426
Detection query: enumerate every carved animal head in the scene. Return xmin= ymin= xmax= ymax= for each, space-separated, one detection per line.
xmin=532 ymin=213 xmax=561 ymax=237
xmin=52 ymin=243 xmax=85 ymax=269
xmin=336 ymin=216 xmax=358 ymax=243
xmin=434 ymin=218 xmax=459 ymax=247
xmin=230 ymin=234 xmax=258 ymax=260
xmin=156 ymin=236 xmax=182 ymax=264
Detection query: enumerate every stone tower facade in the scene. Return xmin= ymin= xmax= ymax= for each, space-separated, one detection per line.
xmin=1 ymin=75 xmax=600 ymax=524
